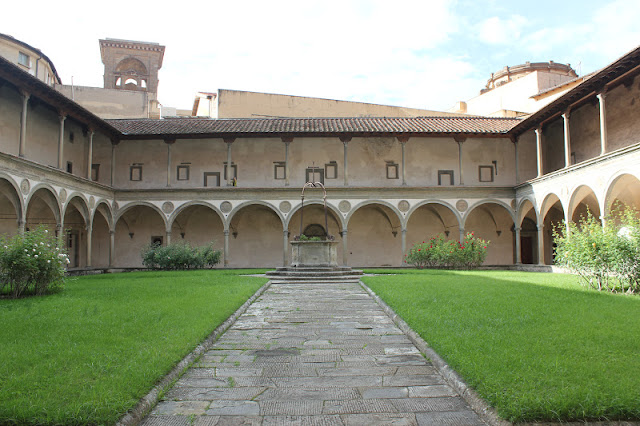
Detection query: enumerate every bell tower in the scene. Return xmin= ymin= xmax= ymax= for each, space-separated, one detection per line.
xmin=99 ymin=38 xmax=165 ymax=94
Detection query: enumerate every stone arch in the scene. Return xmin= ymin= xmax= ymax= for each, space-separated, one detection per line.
xmin=539 ymin=193 xmax=565 ymax=265
xmin=604 ymin=172 xmax=640 ymax=218
xmin=464 ymin=202 xmax=516 ymax=265
xmin=91 ymin=201 xmax=113 ymax=268
xmin=462 ymin=199 xmax=515 ymax=225
xmin=116 ymin=57 xmax=148 ymax=75
xmin=347 ymin=201 xmax=403 ymax=267
xmin=115 ymin=202 xmax=168 ymax=230
xmin=228 ymin=202 xmax=284 ymax=268
xmin=516 ymin=198 xmax=540 ymax=265
xmin=0 ymin=175 xmax=24 ymax=236
xmin=406 ymin=200 xmax=462 ymax=230
xmin=228 ymin=201 xmax=284 ymax=229
xmin=169 ymin=202 xmax=225 ymax=259
xmin=406 ymin=201 xmax=462 ymax=256
xmin=285 ymin=200 xmax=345 ymax=231
xmin=346 ymin=200 xmax=404 ymax=229
xmin=63 ymin=195 xmax=90 ymax=268
xmin=568 ymin=185 xmax=601 ymax=224
xmin=114 ymin=203 xmax=168 ymax=267
xmin=25 ymin=185 xmax=61 ymax=234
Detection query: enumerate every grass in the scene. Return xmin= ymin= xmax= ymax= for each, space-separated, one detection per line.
xmin=362 ymin=269 xmax=640 ymax=423
xmin=0 ymin=269 xmax=268 ymax=425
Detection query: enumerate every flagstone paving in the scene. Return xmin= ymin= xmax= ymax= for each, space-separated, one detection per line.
xmin=140 ymin=282 xmax=485 ymax=425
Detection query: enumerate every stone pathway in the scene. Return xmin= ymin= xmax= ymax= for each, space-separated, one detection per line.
xmin=141 ymin=282 xmax=485 ymax=425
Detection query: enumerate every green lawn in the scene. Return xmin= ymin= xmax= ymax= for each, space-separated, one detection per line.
xmin=0 ymin=269 xmax=268 ymax=425
xmin=363 ymin=269 xmax=640 ymax=423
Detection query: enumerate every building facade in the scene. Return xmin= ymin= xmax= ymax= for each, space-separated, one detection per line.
xmin=1 ymin=42 xmax=639 ymax=270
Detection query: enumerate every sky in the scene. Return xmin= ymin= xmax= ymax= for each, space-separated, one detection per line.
xmin=3 ymin=0 xmax=639 ymax=112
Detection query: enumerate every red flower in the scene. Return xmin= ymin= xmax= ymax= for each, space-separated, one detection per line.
xmin=483 ymin=246 xmax=487 ymax=249
xmin=417 ymin=249 xmax=421 ymax=251
xmin=422 ymin=241 xmax=425 ymax=243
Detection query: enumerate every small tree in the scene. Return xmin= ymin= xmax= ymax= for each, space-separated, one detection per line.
xmin=0 ymin=226 xmax=68 ymax=298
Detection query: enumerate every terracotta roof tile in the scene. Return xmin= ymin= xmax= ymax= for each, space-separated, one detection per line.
xmin=107 ymin=116 xmax=521 ymax=139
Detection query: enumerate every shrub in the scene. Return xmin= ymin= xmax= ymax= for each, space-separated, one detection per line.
xmin=405 ymin=232 xmax=489 ymax=269
xmin=554 ymin=207 xmax=640 ymax=293
xmin=0 ymin=226 xmax=68 ymax=298
xmin=141 ymin=241 xmax=221 ymax=270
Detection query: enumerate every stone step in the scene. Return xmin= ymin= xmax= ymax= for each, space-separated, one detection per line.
xmin=269 ymin=278 xmax=362 ymax=284
xmin=272 ymin=266 xmax=356 ymax=272
xmin=266 ymin=270 xmax=363 ymax=277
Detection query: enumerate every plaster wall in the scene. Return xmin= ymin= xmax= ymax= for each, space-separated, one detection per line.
xmin=169 ymin=139 xmax=227 ymax=188
xmin=349 ymin=137 xmax=402 ymax=187
xmin=232 ymin=138 xmax=287 ymax=188
xmin=0 ymin=186 xmax=19 ymax=237
xmin=406 ymin=204 xmax=460 ymax=251
xmin=0 ymin=39 xmax=57 ymax=84
xmin=461 ymin=138 xmax=516 ymax=186
xmin=114 ymin=206 xmax=165 ymax=267
xmin=170 ymin=205 xmax=224 ymax=253
xmin=55 ymin=85 xmax=150 ymax=119
xmin=404 ymin=138 xmax=458 ymax=186
xmin=569 ymin=102 xmax=600 ymax=163
xmin=63 ymin=119 xmax=89 ymax=178
xmin=287 ymin=138 xmax=343 ymax=187
xmin=91 ymin=133 xmax=113 ymax=185
xmin=464 ymin=205 xmax=514 ymax=265
xmin=606 ymin=75 xmax=640 ymax=152
xmin=216 ymin=89 xmax=459 ymax=119
xmin=25 ymin=104 xmax=58 ymax=168
xmin=0 ymin=85 xmax=21 ymax=156
xmin=113 ymin=139 xmax=167 ymax=188
xmin=91 ymin=211 xmax=110 ymax=267
xmin=517 ymin=130 xmax=537 ymax=182
xmin=348 ymin=206 xmax=402 ymax=267
xmin=543 ymin=119 xmax=565 ymax=173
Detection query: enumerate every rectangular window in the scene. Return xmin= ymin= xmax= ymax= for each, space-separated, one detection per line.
xmin=204 ymin=172 xmax=220 ymax=187
xmin=69 ymin=132 xmax=74 ymax=143
xmin=223 ymin=162 xmax=237 ymax=180
xmin=305 ymin=167 xmax=324 ymax=184
xmin=438 ymin=170 xmax=454 ymax=186
xmin=91 ymin=164 xmax=100 ymax=181
xmin=130 ymin=165 xmax=143 ymax=181
xmin=66 ymin=162 xmax=73 ymax=174
xmin=325 ymin=161 xmax=338 ymax=179
xmin=478 ymin=165 xmax=494 ymax=182
xmin=274 ymin=162 xmax=286 ymax=179
xmin=18 ymin=52 xmax=30 ymax=68
xmin=386 ymin=161 xmax=399 ymax=179
xmin=177 ymin=164 xmax=190 ymax=181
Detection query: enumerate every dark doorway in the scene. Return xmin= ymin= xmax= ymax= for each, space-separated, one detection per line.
xmin=521 ymin=236 xmax=534 ymax=264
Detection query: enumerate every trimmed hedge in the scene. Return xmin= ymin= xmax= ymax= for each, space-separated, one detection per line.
xmin=141 ymin=242 xmax=221 ymax=270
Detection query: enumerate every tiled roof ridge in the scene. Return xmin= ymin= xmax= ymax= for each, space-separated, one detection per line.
xmin=106 ymin=115 xmax=522 ymax=122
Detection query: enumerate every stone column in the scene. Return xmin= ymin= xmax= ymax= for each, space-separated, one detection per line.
xmin=224 ymin=138 xmax=235 ymax=186
xmin=455 ymin=137 xmax=466 ymax=185
xmin=515 ymin=227 xmax=522 ymax=264
xmin=535 ymin=127 xmax=544 ymax=177
xmin=597 ymin=92 xmax=608 ymax=155
xmin=401 ymin=228 xmax=407 ymax=263
xmin=340 ymin=136 xmax=352 ymax=186
xmin=283 ymin=230 xmax=289 ymax=266
xmin=86 ymin=223 xmax=93 ymax=268
xmin=513 ymin=136 xmax=520 ymax=184
xmin=281 ymin=136 xmax=293 ymax=187
xmin=86 ymin=131 xmax=94 ymax=180
xmin=459 ymin=227 xmax=465 ymax=243
xmin=110 ymin=140 xmax=119 ymax=186
xmin=19 ymin=90 xmax=29 ymax=157
xmin=537 ymin=224 xmax=545 ymax=265
xmin=165 ymin=139 xmax=175 ymax=187
xmin=58 ymin=114 xmax=67 ymax=169
xmin=166 ymin=230 xmax=171 ymax=246
xmin=109 ymin=229 xmax=115 ymax=267
xmin=18 ymin=218 xmax=26 ymax=235
xmin=223 ymin=229 xmax=230 ymax=267
xmin=562 ymin=111 xmax=571 ymax=168
xmin=341 ymin=230 xmax=348 ymax=267
xmin=397 ymin=136 xmax=409 ymax=186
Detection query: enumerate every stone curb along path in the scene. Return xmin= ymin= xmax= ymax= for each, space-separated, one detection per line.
xmin=136 ymin=280 xmax=499 ymax=426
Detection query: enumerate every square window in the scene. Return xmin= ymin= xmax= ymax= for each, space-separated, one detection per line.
xmin=130 ymin=165 xmax=143 ymax=181
xmin=223 ymin=162 xmax=237 ymax=180
xmin=274 ymin=162 xmax=286 ymax=179
xmin=325 ymin=161 xmax=338 ymax=179
xmin=306 ymin=167 xmax=324 ymax=184
xmin=177 ymin=164 xmax=190 ymax=180
xmin=479 ymin=165 xmax=494 ymax=182
xmin=438 ymin=170 xmax=454 ymax=186
xmin=18 ymin=52 xmax=30 ymax=68
xmin=386 ymin=162 xmax=399 ymax=179
xmin=91 ymin=164 xmax=100 ymax=181
xmin=204 ymin=172 xmax=220 ymax=187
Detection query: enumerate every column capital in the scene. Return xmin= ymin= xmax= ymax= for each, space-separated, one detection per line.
xmin=510 ymin=134 xmax=519 ymax=144
xmin=339 ymin=136 xmax=352 ymax=144
xmin=340 ymin=229 xmax=348 ymax=237
xmin=453 ymin=136 xmax=466 ymax=144
xmin=58 ymin=113 xmax=67 ymax=122
xmin=164 ymin=138 xmax=176 ymax=145
xmin=111 ymin=138 xmax=120 ymax=146
xmin=515 ymin=226 xmax=522 ymax=232
xmin=223 ymin=137 xmax=236 ymax=144
xmin=535 ymin=126 xmax=543 ymax=135
xmin=396 ymin=135 xmax=410 ymax=143
xmin=537 ymin=224 xmax=544 ymax=231
xmin=109 ymin=229 xmax=116 ymax=236
xmin=562 ymin=108 xmax=571 ymax=120
xmin=224 ymin=229 xmax=230 ymax=236
xmin=597 ymin=91 xmax=608 ymax=101
xmin=19 ymin=89 xmax=30 ymax=100
xmin=280 ymin=136 xmax=294 ymax=143
xmin=283 ymin=229 xmax=290 ymax=236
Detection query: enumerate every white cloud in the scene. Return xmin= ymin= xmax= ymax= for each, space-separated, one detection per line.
xmin=477 ymin=15 xmax=528 ymax=45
